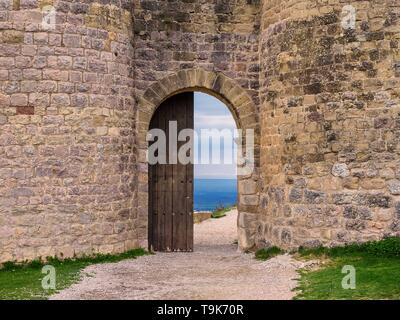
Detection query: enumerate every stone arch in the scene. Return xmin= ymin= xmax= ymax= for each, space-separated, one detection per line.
xmin=135 ymin=68 xmax=260 ymax=251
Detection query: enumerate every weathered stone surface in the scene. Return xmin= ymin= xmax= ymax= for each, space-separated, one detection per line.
xmin=395 ymin=202 xmax=400 ymax=220
xmin=391 ymin=220 xmax=400 ymax=232
xmin=388 ymin=180 xmax=400 ymax=195
xmin=0 ymin=1 xmax=138 ymax=263
xmin=331 ymin=163 xmax=350 ymax=178
xmin=343 ymin=206 xmax=372 ymax=220
xmin=11 ymin=188 xmax=34 ymax=197
xmin=240 ymin=195 xmax=259 ymax=206
xmin=258 ymin=1 xmax=400 ymax=249
xmin=300 ymin=239 xmax=322 ymax=249
xmin=238 ymin=227 xmax=256 ymax=251
xmin=289 ymin=188 xmax=302 ymax=203
xmin=304 ymin=190 xmax=326 ymax=204
xmin=1 ymin=0 xmax=400 ymax=262
xmin=238 ymin=212 xmax=258 ymax=229
xmin=280 ymin=229 xmax=292 ymax=245
xmin=238 ymin=179 xmax=257 ymax=195
xmin=346 ymin=220 xmax=366 ymax=231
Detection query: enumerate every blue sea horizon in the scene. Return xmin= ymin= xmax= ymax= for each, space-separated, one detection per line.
xmin=194 ymin=178 xmax=237 ymax=212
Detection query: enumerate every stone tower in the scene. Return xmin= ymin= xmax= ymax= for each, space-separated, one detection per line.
xmin=0 ymin=0 xmax=137 ymax=262
xmin=1 ymin=0 xmax=400 ymax=263
xmin=259 ymin=0 xmax=400 ymax=248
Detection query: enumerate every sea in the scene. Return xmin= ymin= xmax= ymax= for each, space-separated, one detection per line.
xmin=194 ymin=178 xmax=237 ymax=212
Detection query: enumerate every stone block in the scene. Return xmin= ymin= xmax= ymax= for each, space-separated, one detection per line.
xmin=239 ymin=195 xmax=259 ymax=206
xmin=238 ymin=179 xmax=257 ymax=195
xmin=388 ymin=179 xmax=400 ymax=195
xmin=331 ymin=163 xmax=350 ymax=178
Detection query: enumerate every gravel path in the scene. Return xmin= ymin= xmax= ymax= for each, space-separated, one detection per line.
xmin=51 ymin=209 xmax=305 ymax=300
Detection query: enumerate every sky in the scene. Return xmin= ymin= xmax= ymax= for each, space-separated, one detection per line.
xmin=194 ymin=92 xmax=237 ymax=179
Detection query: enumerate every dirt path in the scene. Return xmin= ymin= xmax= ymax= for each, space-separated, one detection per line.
xmin=51 ymin=210 xmax=304 ymax=300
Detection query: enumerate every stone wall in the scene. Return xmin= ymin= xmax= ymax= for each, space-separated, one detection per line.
xmin=0 ymin=0 xmax=138 ymax=262
xmin=0 ymin=0 xmax=262 ymax=262
xmin=2 ymin=0 xmax=400 ymax=263
xmin=258 ymin=0 xmax=400 ymax=249
xmin=133 ymin=0 xmax=261 ymax=96
xmin=132 ymin=0 xmax=262 ymax=250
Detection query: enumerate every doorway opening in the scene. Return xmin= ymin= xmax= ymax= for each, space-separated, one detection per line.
xmin=193 ymin=92 xmax=237 ymax=215
xmin=138 ymin=69 xmax=259 ymax=253
xmin=147 ymin=91 xmax=238 ymax=252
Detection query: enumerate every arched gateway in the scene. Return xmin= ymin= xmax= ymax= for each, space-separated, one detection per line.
xmin=2 ymin=0 xmax=400 ymax=263
xmin=136 ymin=69 xmax=260 ymax=251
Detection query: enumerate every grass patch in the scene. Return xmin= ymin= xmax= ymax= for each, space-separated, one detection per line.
xmin=211 ymin=204 xmax=235 ymax=219
xmin=0 ymin=248 xmax=147 ymax=300
xmin=298 ymin=237 xmax=400 ymax=259
xmin=255 ymin=246 xmax=284 ymax=261
xmin=294 ymin=237 xmax=400 ymax=300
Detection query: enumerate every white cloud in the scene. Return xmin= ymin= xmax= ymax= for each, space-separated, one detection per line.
xmin=194 ymin=92 xmax=237 ymax=178
xmin=195 ymin=115 xmax=236 ymax=129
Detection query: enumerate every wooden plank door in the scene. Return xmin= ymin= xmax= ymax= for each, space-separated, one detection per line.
xmin=148 ymin=92 xmax=194 ymax=252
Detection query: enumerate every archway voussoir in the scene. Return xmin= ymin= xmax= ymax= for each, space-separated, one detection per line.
xmin=186 ymin=69 xmax=198 ymax=87
xmin=240 ymin=114 xmax=258 ymax=128
xmin=137 ymin=120 xmax=150 ymax=135
xmin=194 ymin=68 xmax=207 ymax=88
xmin=137 ymin=96 xmax=154 ymax=112
xmin=212 ymin=73 xmax=227 ymax=95
xmin=138 ymin=123 xmax=150 ymax=137
xmin=228 ymin=85 xmax=246 ymax=103
xmin=158 ymin=77 xmax=173 ymax=94
xmin=149 ymin=82 xmax=169 ymax=101
xmin=177 ymin=69 xmax=191 ymax=88
xmin=232 ymin=93 xmax=252 ymax=110
xmin=165 ymin=74 xmax=181 ymax=95
xmin=143 ymin=88 xmax=162 ymax=108
xmin=237 ymin=101 xmax=256 ymax=117
xmin=137 ymin=109 xmax=152 ymax=125
xmin=203 ymin=71 xmax=218 ymax=90
xmin=219 ymin=78 xmax=236 ymax=99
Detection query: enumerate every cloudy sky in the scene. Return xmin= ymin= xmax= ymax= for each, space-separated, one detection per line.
xmin=194 ymin=92 xmax=237 ymax=179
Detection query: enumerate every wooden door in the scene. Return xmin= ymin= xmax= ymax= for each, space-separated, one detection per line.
xmin=148 ymin=92 xmax=194 ymax=252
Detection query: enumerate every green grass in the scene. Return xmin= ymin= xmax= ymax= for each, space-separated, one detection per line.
xmin=298 ymin=237 xmax=400 ymax=258
xmin=211 ymin=205 xmax=235 ymax=219
xmin=255 ymin=246 xmax=284 ymax=261
xmin=0 ymin=248 xmax=147 ymax=300
xmin=294 ymin=238 xmax=400 ymax=300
